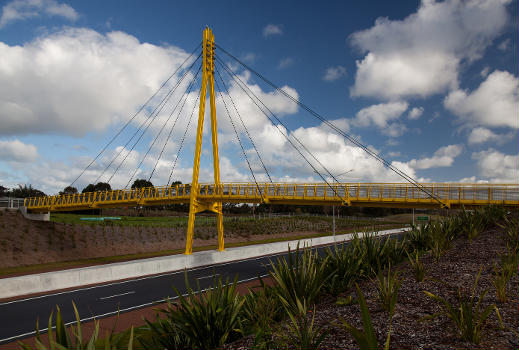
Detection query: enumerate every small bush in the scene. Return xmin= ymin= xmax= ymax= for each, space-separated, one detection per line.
xmin=322 ymin=242 xmax=364 ymax=295
xmin=376 ymin=264 xmax=401 ymax=316
xmin=423 ymin=268 xmax=503 ymax=344
xmin=269 ymin=245 xmax=331 ymax=313
xmin=337 ymin=284 xmax=392 ymax=350
xmin=491 ymin=264 xmax=511 ymax=303
xmin=407 ymin=250 xmax=425 ymax=282
xmin=161 ymin=275 xmax=245 ymax=350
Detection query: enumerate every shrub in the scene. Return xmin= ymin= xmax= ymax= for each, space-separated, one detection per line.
xmin=428 ymin=220 xmax=456 ymax=262
xmin=337 ymin=284 xmax=391 ymax=350
xmin=277 ymin=297 xmax=328 ymax=350
xmin=407 ymin=250 xmax=425 ymax=282
xmin=161 ymin=275 xmax=244 ymax=350
xmin=269 ymin=245 xmax=331 ymax=313
xmin=423 ymin=268 xmax=503 ymax=344
xmin=322 ymin=242 xmax=364 ymax=295
xmin=375 ymin=264 xmax=401 ymax=316
xmin=350 ymin=233 xmax=390 ymax=276
xmin=491 ymin=264 xmax=511 ymax=303
xmin=141 ymin=312 xmax=189 ymax=350
xmin=18 ymin=302 xmax=134 ymax=350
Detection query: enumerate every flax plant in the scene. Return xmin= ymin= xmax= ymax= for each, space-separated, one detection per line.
xmin=269 ymin=245 xmax=331 ymax=313
xmin=323 ymin=242 xmax=364 ymax=295
xmin=337 ymin=284 xmax=392 ymax=350
xmin=491 ymin=264 xmax=511 ymax=303
xmin=19 ymin=302 xmax=134 ymax=350
xmin=164 ymin=275 xmax=245 ymax=350
xmin=407 ymin=250 xmax=425 ymax=282
xmin=376 ymin=264 xmax=401 ymax=316
xmin=423 ymin=268 xmax=503 ymax=344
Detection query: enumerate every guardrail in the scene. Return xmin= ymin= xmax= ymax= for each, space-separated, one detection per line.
xmin=25 ymin=182 xmax=519 ymax=212
xmin=0 ymin=197 xmax=25 ymax=209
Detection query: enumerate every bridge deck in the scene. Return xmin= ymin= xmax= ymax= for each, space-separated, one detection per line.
xmin=24 ymin=183 xmax=519 ymax=213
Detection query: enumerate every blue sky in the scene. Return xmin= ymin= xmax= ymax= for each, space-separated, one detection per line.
xmin=0 ymin=0 xmax=517 ymax=194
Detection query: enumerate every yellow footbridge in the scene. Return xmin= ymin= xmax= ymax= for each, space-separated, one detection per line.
xmin=25 ymin=182 xmax=519 ymax=213
xmin=22 ymin=29 xmax=519 ymax=254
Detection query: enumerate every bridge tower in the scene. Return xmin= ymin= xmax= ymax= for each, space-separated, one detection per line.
xmin=185 ymin=27 xmax=223 ymax=254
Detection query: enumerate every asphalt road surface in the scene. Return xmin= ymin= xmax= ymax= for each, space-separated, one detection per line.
xmin=0 ymin=232 xmax=403 ymax=344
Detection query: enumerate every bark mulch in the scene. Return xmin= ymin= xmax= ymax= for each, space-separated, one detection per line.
xmin=227 ymin=226 xmax=519 ymax=349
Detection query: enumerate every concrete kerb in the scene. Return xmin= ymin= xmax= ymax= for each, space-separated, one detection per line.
xmin=0 ymin=227 xmax=410 ymax=299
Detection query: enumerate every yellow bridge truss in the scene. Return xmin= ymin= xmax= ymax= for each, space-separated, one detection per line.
xmin=23 ymin=29 xmax=519 ymax=254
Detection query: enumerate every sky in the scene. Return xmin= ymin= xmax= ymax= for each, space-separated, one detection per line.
xmin=0 ymin=0 xmax=517 ymax=195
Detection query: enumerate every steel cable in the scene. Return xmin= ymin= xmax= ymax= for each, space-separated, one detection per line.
xmin=125 ymin=64 xmax=202 ymax=188
xmin=68 ymin=42 xmax=202 ymax=188
xmin=216 ymin=45 xmax=444 ymax=206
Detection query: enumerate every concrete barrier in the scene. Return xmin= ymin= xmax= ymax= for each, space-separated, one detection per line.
xmin=0 ymin=227 xmax=410 ymax=299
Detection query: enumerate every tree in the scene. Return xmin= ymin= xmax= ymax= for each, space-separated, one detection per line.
xmin=0 ymin=185 xmax=8 ymax=197
xmin=81 ymin=182 xmax=112 ymax=193
xmin=59 ymin=186 xmax=78 ymax=195
xmin=131 ymin=179 xmax=154 ymax=189
xmin=10 ymin=184 xmax=46 ymax=198
xmin=82 ymin=184 xmax=96 ymax=193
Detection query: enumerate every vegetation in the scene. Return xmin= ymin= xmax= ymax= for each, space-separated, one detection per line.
xmin=15 ymin=205 xmax=515 ymax=349
xmin=423 ymin=268 xmax=503 ymax=344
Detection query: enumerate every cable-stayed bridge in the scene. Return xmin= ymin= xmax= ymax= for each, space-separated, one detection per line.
xmin=24 ymin=28 xmax=519 ymax=253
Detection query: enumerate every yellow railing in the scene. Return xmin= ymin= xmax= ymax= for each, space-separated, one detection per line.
xmin=24 ymin=182 xmax=519 ymax=213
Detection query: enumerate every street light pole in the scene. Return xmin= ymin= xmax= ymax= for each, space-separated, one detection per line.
xmin=314 ymin=169 xmax=353 ymax=240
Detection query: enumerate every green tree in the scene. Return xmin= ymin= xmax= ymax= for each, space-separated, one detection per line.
xmin=0 ymin=185 xmax=8 ymax=197
xmin=131 ymin=179 xmax=154 ymax=189
xmin=82 ymin=184 xmax=96 ymax=193
xmin=10 ymin=184 xmax=46 ymax=198
xmin=59 ymin=186 xmax=78 ymax=195
xmin=81 ymin=182 xmax=112 ymax=193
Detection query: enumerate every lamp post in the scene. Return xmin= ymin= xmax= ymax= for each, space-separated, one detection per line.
xmin=314 ymin=169 xmax=353 ymax=238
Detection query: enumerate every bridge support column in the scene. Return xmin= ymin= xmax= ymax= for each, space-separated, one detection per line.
xmin=185 ymin=27 xmax=224 ymax=255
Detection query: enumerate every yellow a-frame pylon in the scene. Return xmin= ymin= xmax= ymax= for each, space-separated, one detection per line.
xmin=185 ymin=28 xmax=224 ymax=254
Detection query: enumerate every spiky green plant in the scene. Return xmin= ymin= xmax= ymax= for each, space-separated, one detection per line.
xmin=337 ymin=284 xmax=391 ymax=350
xmin=18 ymin=302 xmax=134 ymax=350
xmin=163 ymin=275 xmax=245 ymax=350
xmin=269 ymin=245 xmax=331 ymax=314
xmin=500 ymin=217 xmax=519 ymax=253
xmin=407 ymin=223 xmax=432 ymax=253
xmin=491 ymin=264 xmax=511 ymax=303
xmin=350 ymin=233 xmax=390 ymax=276
xmin=277 ymin=297 xmax=329 ymax=350
xmin=407 ymin=250 xmax=425 ymax=282
xmin=423 ymin=268 xmax=503 ymax=344
xmin=376 ymin=264 xmax=401 ymax=316
xmin=428 ymin=219 xmax=457 ymax=262
xmin=141 ymin=312 xmax=189 ymax=350
xmin=322 ymin=242 xmax=364 ymax=295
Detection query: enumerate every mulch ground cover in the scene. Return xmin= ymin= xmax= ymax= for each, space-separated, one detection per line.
xmin=227 ymin=224 xmax=519 ymax=349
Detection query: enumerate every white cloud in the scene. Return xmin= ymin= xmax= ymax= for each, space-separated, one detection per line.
xmin=408 ymin=107 xmax=424 ymax=120
xmin=0 ymin=139 xmax=38 ymax=162
xmin=0 ymin=28 xmax=191 ymax=136
xmin=407 ymin=144 xmax=463 ymax=170
xmin=351 ymin=101 xmax=408 ymax=137
xmin=278 ymin=57 xmax=294 ymax=69
xmin=480 ymin=66 xmax=490 ymax=77
xmin=349 ymin=0 xmax=511 ymax=100
xmin=263 ymin=24 xmax=283 ymax=38
xmin=444 ymin=70 xmax=519 ymax=130
xmin=0 ymin=0 xmax=78 ymax=28
xmin=388 ymin=151 xmax=401 ymax=157
xmin=323 ymin=66 xmax=347 ymax=82
xmin=467 ymin=127 xmax=513 ymax=145
xmin=472 ymin=149 xmax=519 ymax=183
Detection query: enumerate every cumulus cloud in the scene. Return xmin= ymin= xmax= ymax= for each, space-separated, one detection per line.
xmin=472 ymin=149 xmax=519 ymax=183
xmin=349 ymin=0 xmax=511 ymax=100
xmin=0 ymin=0 xmax=78 ymax=27
xmin=407 ymin=144 xmax=463 ymax=170
xmin=0 ymin=139 xmax=38 ymax=162
xmin=323 ymin=66 xmax=347 ymax=82
xmin=444 ymin=70 xmax=519 ymax=130
xmin=263 ymin=24 xmax=283 ymax=37
xmin=408 ymin=107 xmax=424 ymax=120
xmin=467 ymin=127 xmax=513 ymax=145
xmin=0 ymin=28 xmax=191 ymax=136
xmin=350 ymin=101 xmax=409 ymax=137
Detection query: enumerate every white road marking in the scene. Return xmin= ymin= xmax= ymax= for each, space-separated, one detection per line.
xmin=0 ymin=228 xmax=407 ymax=306
xmin=196 ymin=274 xmax=220 ymax=281
xmin=99 ymin=291 xmax=135 ymax=300
xmin=0 ymin=273 xmax=270 ymax=344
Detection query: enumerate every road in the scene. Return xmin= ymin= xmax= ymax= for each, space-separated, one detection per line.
xmin=0 ymin=232 xmax=403 ymax=344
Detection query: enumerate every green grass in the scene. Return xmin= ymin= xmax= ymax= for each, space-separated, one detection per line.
xmin=0 ymin=224 xmax=406 ymax=278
